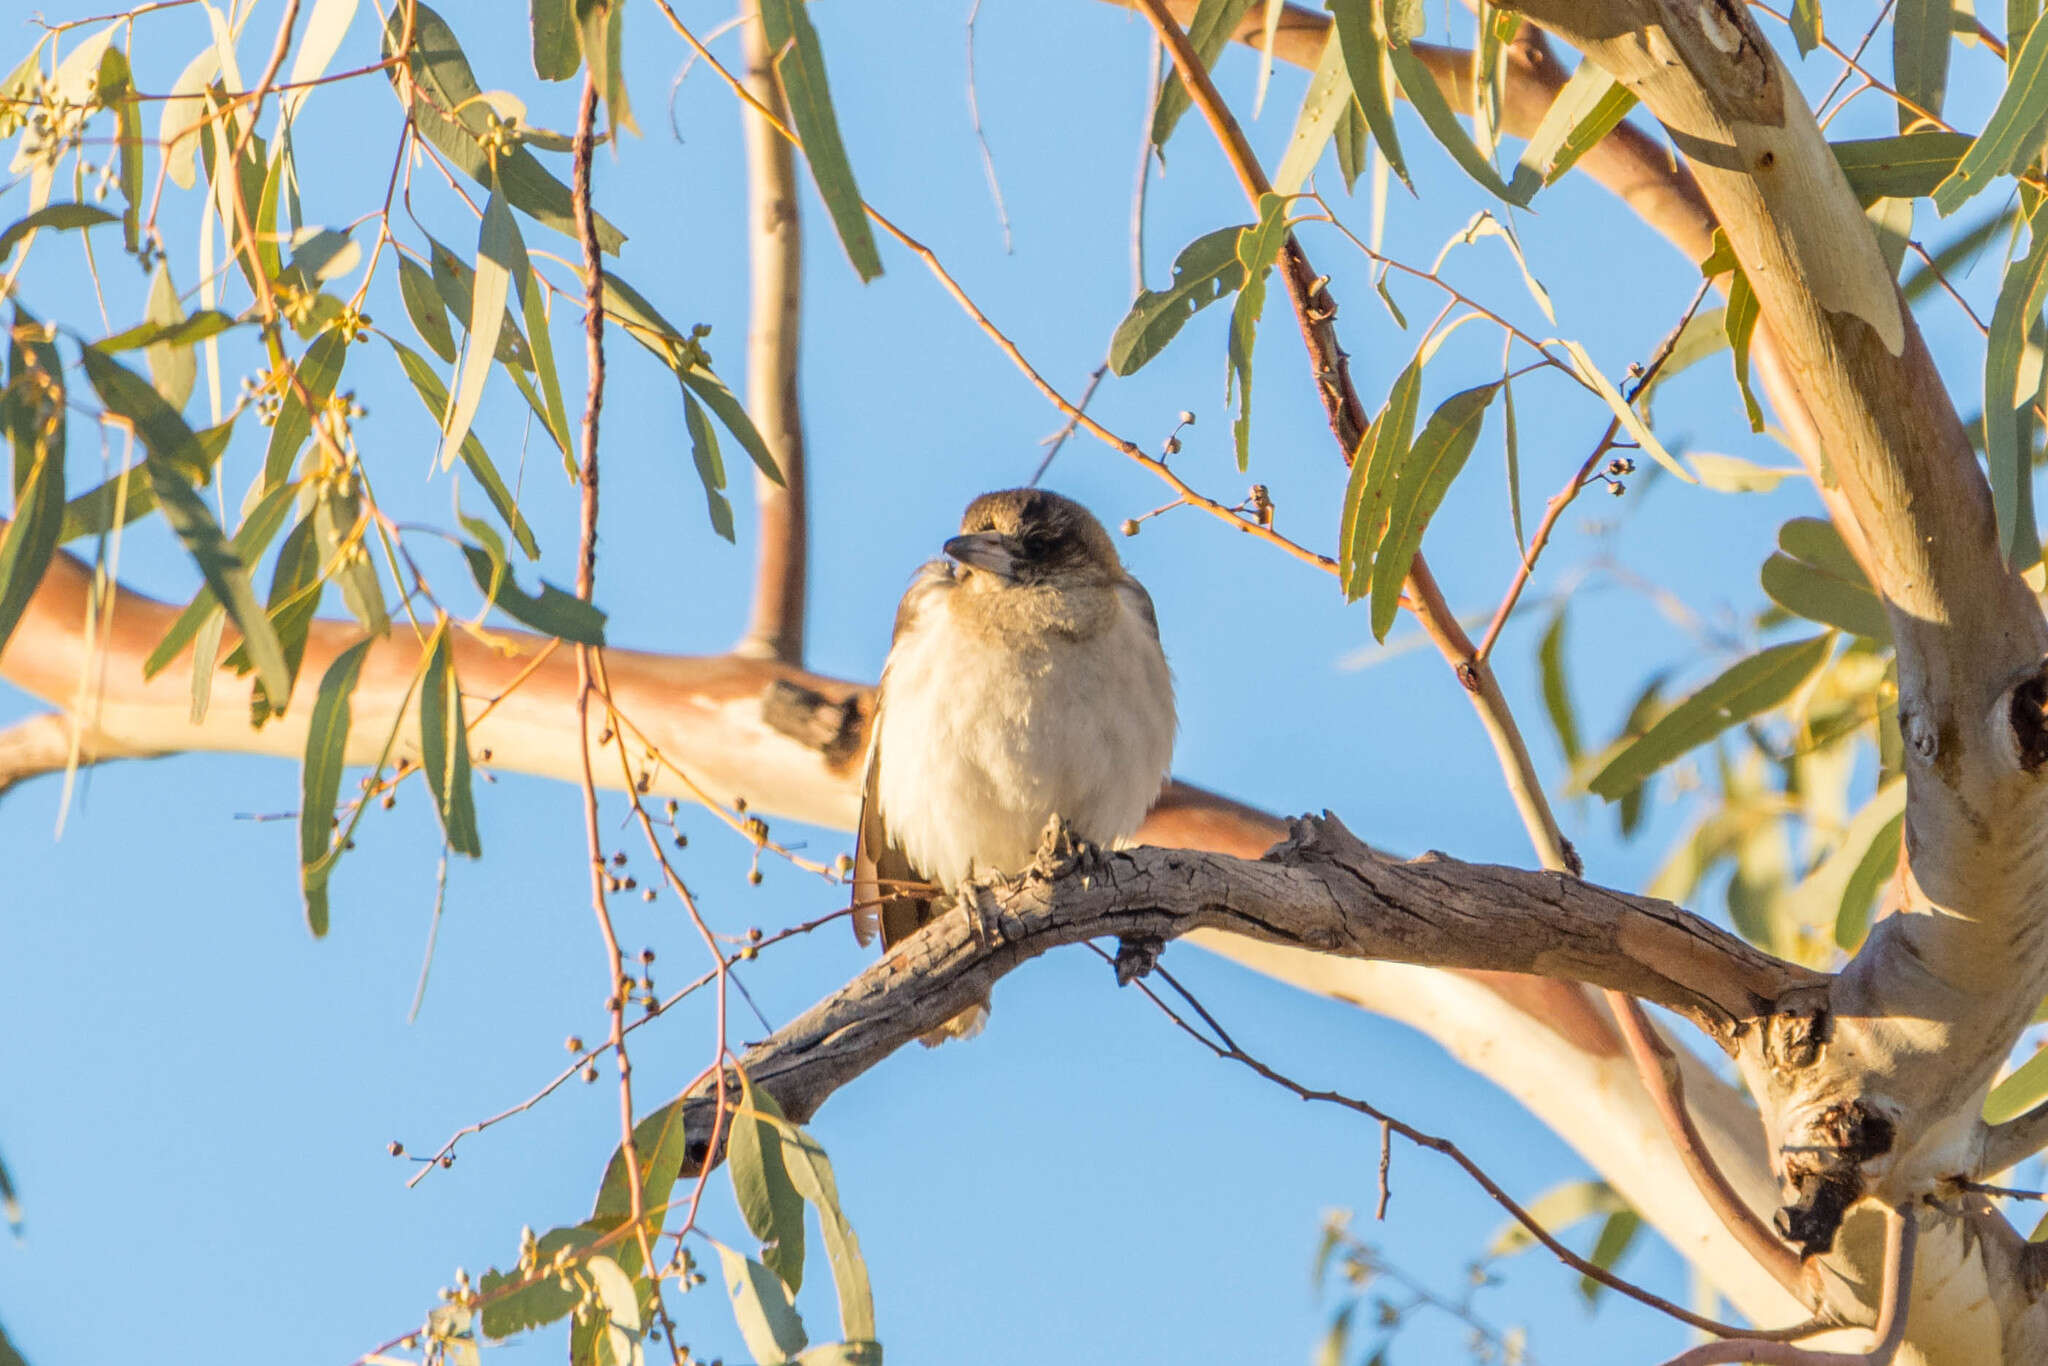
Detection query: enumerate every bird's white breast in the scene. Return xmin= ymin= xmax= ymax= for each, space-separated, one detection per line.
xmin=873 ymin=582 xmax=1175 ymax=890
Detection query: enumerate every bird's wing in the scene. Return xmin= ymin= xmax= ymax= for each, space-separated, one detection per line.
xmin=1119 ymin=574 xmax=1162 ymax=642
xmin=851 ymin=563 xmax=949 ymax=947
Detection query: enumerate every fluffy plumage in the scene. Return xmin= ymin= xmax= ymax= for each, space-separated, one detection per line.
xmin=853 ymin=489 xmax=1176 ymax=1041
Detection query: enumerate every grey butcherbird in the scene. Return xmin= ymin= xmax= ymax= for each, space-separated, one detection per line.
xmin=853 ymin=488 xmax=1177 ymax=1042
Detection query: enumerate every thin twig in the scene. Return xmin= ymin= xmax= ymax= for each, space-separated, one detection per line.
xmin=568 ymin=69 xmax=654 ymax=1280
xmin=964 ymin=0 xmax=1013 ymax=252
xmin=1029 ymin=362 xmax=1108 ymax=487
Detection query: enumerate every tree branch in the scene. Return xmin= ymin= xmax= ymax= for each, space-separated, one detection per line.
xmin=734 ymin=6 xmax=808 ymax=665
xmin=676 ymin=813 xmax=1825 ymax=1166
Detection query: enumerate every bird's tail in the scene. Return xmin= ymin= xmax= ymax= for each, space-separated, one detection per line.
xmin=919 ymin=992 xmax=990 ymax=1048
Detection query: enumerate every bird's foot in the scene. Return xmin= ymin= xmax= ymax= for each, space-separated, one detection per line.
xmin=957 ymin=880 xmax=1004 ymax=950
xmin=1034 ymin=814 xmax=1106 ymax=883
xmin=1113 ymin=934 xmax=1166 ymax=986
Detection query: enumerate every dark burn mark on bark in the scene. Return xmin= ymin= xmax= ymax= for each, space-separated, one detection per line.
xmin=1774 ymin=1102 xmax=1895 ymax=1256
xmin=2010 ymin=667 xmax=2048 ymax=771
xmin=760 ymin=678 xmax=869 ymax=771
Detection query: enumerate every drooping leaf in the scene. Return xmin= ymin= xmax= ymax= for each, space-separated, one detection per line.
xmin=141 ymin=481 xmax=299 ymax=680
xmin=743 ymin=1089 xmax=876 ymax=1342
xmin=1579 ymin=1211 xmax=1644 ymax=1303
xmin=459 ymin=519 xmax=606 ymax=644
xmin=1588 ymin=634 xmax=1835 ymax=800
xmin=1930 ymin=16 xmax=2048 ymax=215
xmin=1332 ymin=95 xmax=1370 ymax=193
xmin=0 ymin=203 xmax=118 ymax=266
xmin=80 ymin=347 xmax=291 ymax=705
xmin=719 ymin=1245 xmax=810 ymax=1365
xmin=385 ymin=3 xmax=626 ymax=251
xmin=1337 ymin=359 xmax=1422 ymax=598
xmin=1369 ymin=382 xmax=1499 ymax=641
xmin=514 ymin=235 xmax=572 ymax=459
xmin=532 ymin=0 xmax=581 ymax=80
xmin=299 ymin=638 xmax=372 ymax=936
xmin=1790 ymin=0 xmax=1823 ymax=55
xmin=1726 ymin=267 xmax=1765 ymax=433
xmin=1835 ymin=809 xmax=1903 ymax=952
xmin=1762 ymin=517 xmax=1892 ymax=641
xmin=1984 ymin=216 xmax=2048 ymax=568
xmin=231 ymin=512 xmax=327 ymax=724
xmin=441 ymin=188 xmax=517 ymax=470
xmin=1384 ymin=0 xmax=1517 ymax=202
xmin=731 ymin=1085 xmax=808 ymax=1293
xmin=761 ymin=0 xmax=884 ymax=282
xmin=1227 ymin=193 xmax=1292 ymax=471
xmin=1327 ymin=0 xmax=1410 ymax=190
xmin=1562 ymin=340 xmax=1692 ymax=482
xmin=420 ymin=623 xmax=482 ymax=858
xmin=1151 ymin=0 xmax=1258 ymax=152
xmin=314 ymin=484 xmax=389 ymax=637
xmin=681 ymin=389 xmax=736 ymax=542
xmin=400 ymin=253 xmax=458 ymax=363
xmin=1508 ymin=61 xmax=1634 ymax=203
xmin=139 ymin=263 xmax=197 ymax=410
xmin=0 ymin=344 xmax=64 ymax=661
xmin=1832 ymin=131 xmax=1973 ymax=200
xmin=386 ymin=337 xmax=540 ymax=558
xmin=264 ymin=329 xmax=348 ymax=487
xmin=1895 ymin=0 xmax=1953 ymax=130
xmin=576 ymin=0 xmax=637 ymax=142
xmin=1538 ymin=608 xmax=1580 ymax=763
xmin=99 ymin=48 xmax=143 ymax=253
xmin=1272 ymin=31 xmax=1354 ymax=196
xmin=600 ymin=273 xmax=782 ymax=484
xmin=1110 ymin=226 xmax=1249 ymax=376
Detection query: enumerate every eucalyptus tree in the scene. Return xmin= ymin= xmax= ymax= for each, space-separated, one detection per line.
xmin=2 ymin=0 xmax=2045 ymax=1362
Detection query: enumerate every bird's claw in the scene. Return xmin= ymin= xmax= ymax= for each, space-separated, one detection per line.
xmin=1035 ymin=814 xmax=1106 ymax=882
xmin=1113 ymin=934 xmax=1165 ymax=986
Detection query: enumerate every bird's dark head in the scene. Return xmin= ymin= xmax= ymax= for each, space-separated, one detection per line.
xmin=943 ymin=488 xmax=1120 ymax=588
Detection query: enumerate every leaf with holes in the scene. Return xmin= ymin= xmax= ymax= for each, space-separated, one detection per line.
xmin=1111 ymin=226 xmax=1249 ymax=376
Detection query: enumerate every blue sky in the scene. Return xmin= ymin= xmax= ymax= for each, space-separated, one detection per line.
xmin=0 ymin=1 xmax=2011 ymax=1363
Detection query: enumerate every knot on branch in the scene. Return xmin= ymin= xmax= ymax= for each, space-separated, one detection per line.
xmin=1774 ymin=1100 xmax=1895 ymax=1256
xmin=1273 ymin=811 xmax=1376 ymax=866
xmin=2006 ymin=662 xmax=2048 ymax=772
xmin=1113 ymin=935 xmax=1166 ymax=985
xmin=759 ymin=679 xmax=868 ymax=770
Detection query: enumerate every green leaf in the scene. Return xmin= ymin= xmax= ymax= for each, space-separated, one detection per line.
xmin=1930 ymin=15 xmax=2048 ymax=215
xmin=1110 ymin=226 xmax=1249 ymax=376
xmin=1272 ymin=32 xmax=1353 ymax=197
xmin=1328 ymin=0 xmax=1410 ymax=190
xmin=1385 ymin=10 xmax=1517 ymax=201
xmin=584 ymin=1255 xmax=647 ymax=1366
xmin=232 ymin=512 xmax=326 ymax=724
xmin=265 ymin=329 xmax=348 ymax=487
xmin=590 ymin=1101 xmax=694 ymax=1253
xmin=532 ymin=0 xmax=581 ymax=80
xmin=1369 ymin=382 xmax=1498 ymax=641
xmin=1790 ymin=0 xmax=1823 ymax=55
xmin=719 ymin=1244 xmax=810 ymax=1364
xmin=1539 ymin=607 xmax=1580 ymax=763
xmin=299 ymin=638 xmax=371 ymax=936
xmin=576 ymin=0 xmax=637 ymax=142
xmin=731 ymin=1089 xmax=808 ymax=1293
xmin=1152 ymin=0 xmax=1258 ymax=152
xmin=1588 ymin=634 xmax=1834 ymax=800
xmin=1689 ymin=452 xmax=1800 ymax=492
xmin=399 ymin=254 xmax=458 ymax=363
xmin=1726 ymin=267 xmax=1766 ymax=433
xmin=1903 ymin=208 xmax=2011 ymax=301
xmin=516 ymin=240 xmax=572 ymax=460
xmin=420 ymin=624 xmax=482 ymax=857
xmin=761 ymin=0 xmax=883 ymax=282
xmin=1836 ymin=808 xmax=1903 ymax=952
xmin=459 ymin=528 xmax=606 ymax=644
xmin=1332 ymin=96 xmax=1370 ymax=193
xmin=1337 ymin=360 xmax=1422 ymax=599
xmin=0 ymin=203 xmax=118 ymax=266
xmin=1895 ymin=0 xmax=1953 ymax=130
xmin=681 ymin=390 xmax=736 ymax=542
xmin=1579 ymin=1210 xmax=1644 ymax=1303
xmin=1508 ymin=61 xmax=1633 ymax=203
xmin=140 ymin=264 xmax=197 ymax=410
xmin=1561 ymin=340 xmax=1692 ymax=482
xmin=1832 ymin=131 xmax=1973 ymax=200
xmin=1762 ymin=517 xmax=1891 ymax=641
xmin=141 ymin=480 xmax=298 ymax=679
xmin=386 ymin=3 xmax=626 ymax=252
xmin=1227 ymin=193 xmax=1291 ymax=471
xmin=80 ymin=346 xmax=292 ymax=705
xmin=479 ymin=1223 xmax=608 ymax=1339
xmin=743 ymin=1090 xmax=876 ymax=1342
xmin=1985 ymin=217 xmax=2048 ymax=569
xmin=0 ymin=379 xmax=64 ymax=661
xmin=97 ymin=310 xmax=239 ymax=356
xmin=100 ymin=48 xmax=143 ymax=253
xmin=385 ymin=337 xmax=541 ymax=558
xmin=314 ymin=485 xmax=388 ymax=636
xmin=442 ymin=188 xmax=517 ymax=470
xmin=676 ymin=362 xmax=782 ymax=486
xmin=1987 ymin=1042 xmax=2048 ymax=1123
xmin=1488 ymin=1179 xmax=1626 ymax=1257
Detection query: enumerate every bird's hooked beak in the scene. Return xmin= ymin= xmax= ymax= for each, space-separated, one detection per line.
xmin=943 ymin=531 xmax=1026 ymax=582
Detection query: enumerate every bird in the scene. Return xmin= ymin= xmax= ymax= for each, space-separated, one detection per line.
xmin=852 ymin=487 xmax=1177 ymax=1043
